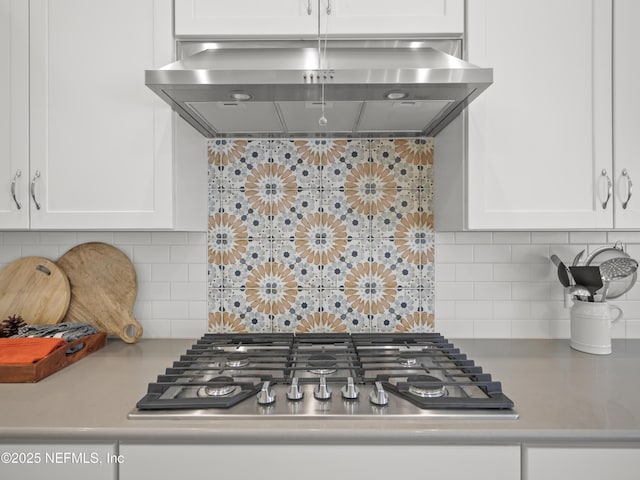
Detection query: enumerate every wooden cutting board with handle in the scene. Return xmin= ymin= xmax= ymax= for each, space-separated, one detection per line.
xmin=0 ymin=257 xmax=71 ymax=325
xmin=57 ymin=242 xmax=142 ymax=343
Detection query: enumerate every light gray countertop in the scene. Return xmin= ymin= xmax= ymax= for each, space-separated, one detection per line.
xmin=1 ymin=338 xmax=640 ymax=445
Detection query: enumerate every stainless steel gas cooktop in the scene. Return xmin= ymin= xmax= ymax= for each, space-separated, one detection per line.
xmin=128 ymin=333 xmax=518 ymax=419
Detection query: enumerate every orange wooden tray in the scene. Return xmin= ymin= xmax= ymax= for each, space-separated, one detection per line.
xmin=0 ymin=332 xmax=107 ymax=383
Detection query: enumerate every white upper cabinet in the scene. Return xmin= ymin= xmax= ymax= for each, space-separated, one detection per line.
xmin=174 ymin=0 xmax=464 ymax=38
xmin=175 ymin=0 xmax=317 ymax=38
xmin=0 ymin=0 xmax=29 ymax=229
xmin=465 ymin=0 xmax=613 ymax=230
xmin=320 ymin=0 xmax=464 ymax=37
xmin=27 ymin=0 xmax=174 ymax=230
xmin=613 ymin=0 xmax=640 ymax=228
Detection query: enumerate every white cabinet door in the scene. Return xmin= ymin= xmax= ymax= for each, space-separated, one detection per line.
xmin=613 ymin=0 xmax=640 ymax=229
xmin=120 ymin=444 xmax=520 ymax=480
xmin=0 ymin=443 xmax=117 ymax=480
xmin=175 ymin=0 xmax=463 ymax=38
xmin=526 ymin=446 xmax=640 ymax=480
xmin=466 ymin=0 xmax=613 ymax=230
xmin=28 ymin=0 xmax=173 ymax=230
xmin=323 ymin=0 xmax=463 ymax=37
xmin=175 ymin=0 xmax=318 ymax=38
xmin=0 ymin=0 xmax=29 ymax=229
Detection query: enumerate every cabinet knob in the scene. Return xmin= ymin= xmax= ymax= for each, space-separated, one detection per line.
xmin=11 ymin=170 xmax=22 ymax=210
xmin=622 ymin=169 xmax=633 ymax=210
xmin=30 ymin=171 xmax=41 ymax=211
xmin=307 ymin=0 xmax=312 ymax=15
xmin=601 ymin=169 xmax=612 ymax=210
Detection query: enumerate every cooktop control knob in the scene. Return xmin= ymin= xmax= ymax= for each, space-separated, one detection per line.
xmin=369 ymin=381 xmax=389 ymax=406
xmin=257 ymin=381 xmax=276 ymax=405
xmin=286 ymin=377 xmax=304 ymax=401
xmin=313 ymin=376 xmax=332 ymax=401
xmin=341 ymin=376 xmax=360 ymax=400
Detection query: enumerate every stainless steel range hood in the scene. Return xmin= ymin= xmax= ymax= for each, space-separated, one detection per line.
xmin=146 ymin=40 xmax=492 ymax=138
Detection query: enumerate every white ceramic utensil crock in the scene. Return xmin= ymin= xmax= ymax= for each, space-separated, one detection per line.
xmin=570 ymin=299 xmax=623 ymax=355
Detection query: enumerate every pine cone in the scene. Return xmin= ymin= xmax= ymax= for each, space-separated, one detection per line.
xmin=0 ymin=314 xmax=26 ymax=338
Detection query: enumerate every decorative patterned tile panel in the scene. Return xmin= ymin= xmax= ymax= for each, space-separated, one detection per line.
xmin=207 ymin=138 xmax=435 ymax=333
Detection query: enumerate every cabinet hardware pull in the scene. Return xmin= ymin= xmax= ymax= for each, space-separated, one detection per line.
xmin=307 ymin=0 xmax=312 ymax=15
xmin=601 ymin=169 xmax=612 ymax=209
xmin=11 ymin=170 xmax=22 ymax=210
xmin=326 ymin=0 xmax=332 ymax=14
xmin=622 ymin=169 xmax=633 ymax=209
xmin=30 ymin=171 xmax=41 ymax=210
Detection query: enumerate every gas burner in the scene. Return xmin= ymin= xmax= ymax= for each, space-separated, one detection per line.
xmin=226 ymin=352 xmax=250 ymax=368
xmin=198 ymin=376 xmax=237 ymax=397
xmin=407 ymin=375 xmax=447 ymax=398
xmin=308 ymin=353 xmax=338 ymax=375
xmin=398 ymin=354 xmax=417 ymax=367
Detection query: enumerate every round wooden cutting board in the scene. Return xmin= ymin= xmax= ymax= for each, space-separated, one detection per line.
xmin=0 ymin=257 xmax=71 ymax=325
xmin=57 ymin=242 xmax=142 ymax=343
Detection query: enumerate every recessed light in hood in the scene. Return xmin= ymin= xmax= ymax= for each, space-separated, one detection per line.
xmin=145 ymin=40 xmax=492 ymax=138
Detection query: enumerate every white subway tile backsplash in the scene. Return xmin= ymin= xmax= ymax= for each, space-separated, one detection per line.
xmin=134 ymin=264 xmax=153 ymax=283
xmin=21 ymin=245 xmax=61 ymax=259
xmin=133 ymin=245 xmax=171 ymax=263
xmin=2 ymin=232 xmax=40 ymax=245
xmin=434 ymin=300 xmax=456 ymax=319
xmin=171 ymin=319 xmax=208 ymax=338
xmin=493 ymin=232 xmax=531 ymax=244
xmin=454 ymin=232 xmax=492 ymax=244
xmin=493 ymin=264 xmax=532 ymax=282
xmin=531 ymin=232 xmax=569 ymax=244
xmin=140 ymin=319 xmax=172 ymax=338
xmin=474 ymin=319 xmax=511 ymax=338
xmin=435 ymin=232 xmax=456 ymax=244
xmin=474 ymin=282 xmax=511 ymax=300
xmin=530 ymin=301 xmax=567 ymax=320
xmin=511 ymin=320 xmax=550 ymax=338
xmin=171 ymin=282 xmax=207 ymax=301
xmin=114 ymin=232 xmax=152 ymax=244
xmin=188 ymin=232 xmax=207 ymax=245
xmin=435 ymin=264 xmax=455 ymax=282
xmin=1 ymin=227 xmax=640 ymax=339
xmin=569 ymin=231 xmax=608 ymax=244
xmin=436 ymin=282 xmax=474 ymax=300
xmin=473 ymin=245 xmax=511 ymax=263
xmin=511 ymin=245 xmax=550 ymax=264
xmin=171 ymin=245 xmax=205 ymax=263
xmin=511 ymin=282 xmax=550 ymax=301
xmin=435 ymin=244 xmax=473 ymax=263
xmin=39 ymin=232 xmax=78 ymax=244
xmin=455 ymin=263 xmax=493 ymax=281
xmin=188 ymin=264 xmax=207 ymax=282
xmin=137 ymin=281 xmax=172 ymax=301
xmin=455 ymin=301 xmax=493 ymax=319
xmin=438 ymin=319 xmax=474 ymax=338
xmin=76 ymin=232 xmax=115 ymax=244
xmin=152 ymin=264 xmax=189 ymax=282
xmin=189 ymin=301 xmax=208 ymax=319
xmin=0 ymin=245 xmax=21 ymax=263
xmin=152 ymin=231 xmax=189 ymax=245
xmin=151 ymin=301 xmax=190 ymax=319
xmin=493 ymin=301 xmax=531 ymax=320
